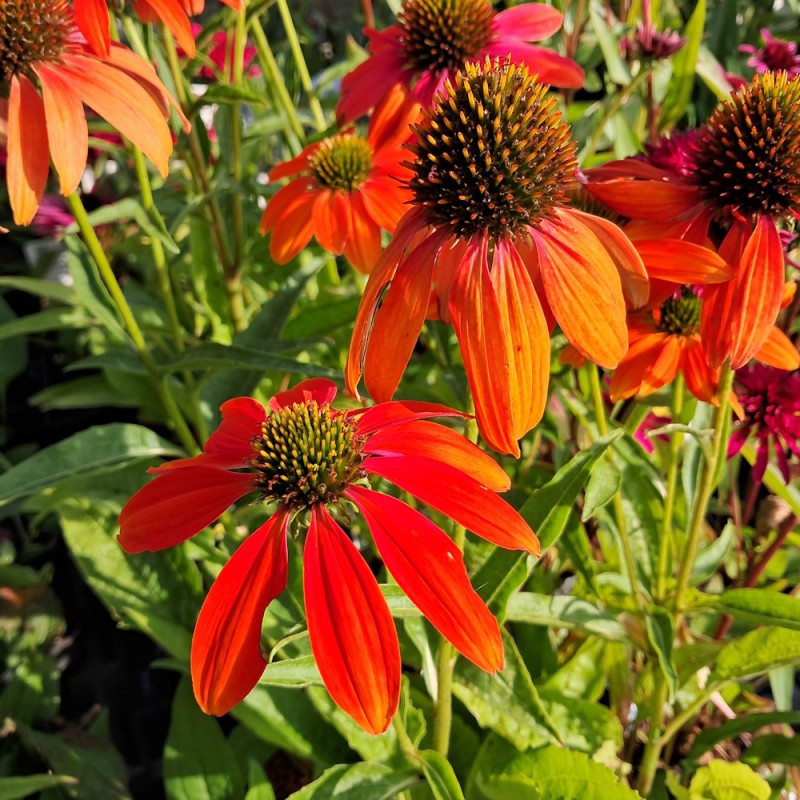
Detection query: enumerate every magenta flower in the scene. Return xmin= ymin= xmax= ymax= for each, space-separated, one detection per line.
xmin=740 ymin=29 xmax=800 ymax=78
xmin=729 ymin=365 xmax=800 ymax=502
xmin=336 ymin=0 xmax=584 ymax=123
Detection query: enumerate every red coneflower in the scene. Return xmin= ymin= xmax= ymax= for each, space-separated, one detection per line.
xmin=337 ymin=0 xmax=583 ymax=123
xmin=1 ymin=0 xmax=188 ymax=226
xmin=346 ymin=59 xmax=647 ymax=456
xmin=118 ymin=379 xmax=538 ymax=734
xmin=585 ymin=74 xmax=800 ymax=370
xmin=260 ymin=86 xmax=419 ymax=273
xmin=740 ymin=29 xmax=800 ymax=79
xmin=73 ymin=0 xmax=242 ymax=60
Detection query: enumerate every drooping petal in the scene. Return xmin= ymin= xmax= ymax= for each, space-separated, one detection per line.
xmin=311 ymin=190 xmax=351 ymax=255
xmin=7 ymin=76 xmax=49 ymax=226
xmin=449 ymin=235 xmax=518 ymax=455
xmin=583 ymin=177 xmax=701 ymax=221
xmin=535 ymin=210 xmax=628 ymax=368
xmin=191 ymin=508 xmax=289 ymax=715
xmin=754 ymin=327 xmax=800 ymax=370
xmin=569 ymin=210 xmax=649 ymax=308
xmin=364 ymin=455 xmax=540 ymax=554
xmin=701 ymin=215 xmax=785 ymax=368
xmin=74 ymin=0 xmax=111 ymax=57
xmin=133 ymin=0 xmax=195 ymax=57
xmin=118 ymin=467 xmax=255 ymax=553
xmin=483 ymin=41 xmax=584 ymax=88
xmin=352 ymin=400 xmax=465 ymax=435
xmin=360 ymin=172 xmax=412 ymax=231
xmin=304 ymin=505 xmax=400 ymax=734
xmin=270 ymin=379 xmax=338 ymax=411
xmin=608 ymin=332 xmax=669 ymax=400
xmin=632 ymin=239 xmax=733 ymax=284
xmin=364 ymin=420 xmax=510 ymax=491
xmin=639 ymin=334 xmax=683 ymax=395
xmin=364 ymin=231 xmax=443 ymax=402
xmin=366 ymin=82 xmax=419 ymax=152
xmin=268 ymin=141 xmax=321 ymax=181
xmin=681 ymin=338 xmax=719 ymax=405
xmin=262 ymin=182 xmax=318 ymax=264
xmin=36 ymin=64 xmax=89 ymax=196
xmin=347 ymin=486 xmax=503 ymax=672
xmin=492 ymin=4 xmax=564 ymax=40
xmin=344 ymin=192 xmax=383 ymax=273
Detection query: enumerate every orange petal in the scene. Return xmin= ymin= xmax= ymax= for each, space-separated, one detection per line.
xmin=261 ymin=180 xmax=318 ymax=263
xmin=448 ymin=235 xmax=519 ymax=455
xmin=268 ymin=141 xmax=320 ymax=182
xmin=754 ymin=326 xmax=800 ymax=370
xmin=639 ymin=334 xmax=682 ymax=395
xmin=74 ymin=0 xmax=111 ymax=57
xmin=7 ymin=76 xmax=49 ymax=226
xmin=191 ymin=508 xmax=289 ymax=715
xmin=701 ymin=215 xmax=785 ymax=369
xmin=535 ymin=209 xmax=628 ymax=369
xmin=343 ymin=192 xmax=382 ymax=273
xmin=584 ymin=178 xmax=701 ymax=221
xmin=367 ymin=83 xmax=419 ymax=152
xmin=364 ymin=231 xmax=443 ymax=402
xmin=608 ymin=332 xmax=669 ymax=400
xmin=36 ymin=64 xmax=89 ymax=196
xmin=633 ymin=239 xmax=733 ymax=284
xmin=360 ymin=173 xmax=413 ymax=232
xmin=134 ymin=0 xmax=195 ymax=57
xmin=304 ymin=504 xmax=400 ymax=735
xmin=681 ymin=338 xmax=719 ymax=405
xmin=311 ymin=190 xmax=351 ymax=255
xmin=569 ymin=210 xmax=649 ymax=308
xmin=348 ymin=486 xmax=504 ymax=673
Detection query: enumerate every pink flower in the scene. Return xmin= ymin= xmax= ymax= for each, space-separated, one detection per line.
xmin=336 ymin=0 xmax=583 ymax=124
xmin=181 ymin=25 xmax=260 ymax=81
xmin=740 ymin=29 xmax=800 ymax=78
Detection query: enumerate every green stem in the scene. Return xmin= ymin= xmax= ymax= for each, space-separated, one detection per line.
xmin=275 ymin=0 xmax=327 ymax=131
xmin=250 ymin=18 xmax=306 ymax=144
xmin=673 ymin=362 xmax=734 ymax=616
xmin=587 ymin=362 xmax=645 ymax=610
xmin=637 ymin=674 xmax=669 ymax=795
xmin=229 ymin=9 xmax=247 ymax=274
xmin=66 ymin=192 xmax=200 ymax=455
xmin=656 ymin=373 xmax=684 ymax=602
xmin=431 ymin=394 xmax=477 ymax=756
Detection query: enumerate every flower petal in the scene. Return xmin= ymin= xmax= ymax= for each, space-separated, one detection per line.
xmin=118 ymin=467 xmax=255 ymax=553
xmin=366 ymin=82 xmax=419 ymax=152
xmin=191 ymin=508 xmax=289 ymax=715
xmin=353 ymin=400 xmax=465 ymax=435
xmin=36 ymin=64 xmax=89 ymax=196
xmin=312 ymin=190 xmax=351 ymax=255
xmin=348 ymin=486 xmax=503 ymax=672
xmin=484 ymin=41 xmax=583 ymax=88
xmin=608 ymin=332 xmax=669 ymax=400
xmin=262 ymin=183 xmax=318 ymax=263
xmin=584 ymin=178 xmax=701 ymax=221
xmin=134 ymin=0 xmax=195 ymax=57
xmin=536 ymin=209 xmax=628 ymax=368
xmin=343 ymin=192 xmax=383 ymax=274
xmin=7 ymin=76 xmax=49 ymax=226
xmin=681 ymin=338 xmax=719 ymax=405
xmin=633 ymin=239 xmax=733 ymax=284
xmin=363 ymin=419 xmax=510 ymax=491
xmin=74 ymin=0 xmax=111 ymax=57
xmin=364 ymin=455 xmax=539 ymax=554
xmin=640 ymin=334 xmax=683 ymax=395
xmin=754 ymin=326 xmax=800 ymax=371
xmin=270 ymin=379 xmax=338 ymax=411
xmin=304 ymin=504 xmax=400 ymax=734
xmin=493 ymin=4 xmax=564 ymax=40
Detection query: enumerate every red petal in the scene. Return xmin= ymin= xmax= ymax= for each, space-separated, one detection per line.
xmin=608 ymin=332 xmax=669 ymax=400
xmin=191 ymin=508 xmax=289 ymax=715
xmin=268 ymin=142 xmax=320 ymax=181
xmin=343 ymin=192 xmax=382 ymax=274
xmin=493 ymin=4 xmax=563 ymax=40
xmin=36 ymin=64 xmax=89 ymax=196
xmin=269 ymin=379 xmax=338 ymax=411
xmin=535 ymin=209 xmax=628 ymax=368
xmin=7 ymin=76 xmax=49 ymax=226
xmin=364 ymin=455 xmax=539 ymax=554
xmin=701 ymin=215 xmax=785 ymax=368
xmin=584 ymin=178 xmax=701 ymax=221
xmin=347 ymin=487 xmax=503 ymax=672
xmin=366 ymin=82 xmax=419 ymax=152
xmin=304 ymin=505 xmax=400 ymax=734
xmin=633 ymin=239 xmax=733 ymax=284
xmin=353 ymin=400 xmax=465 ymax=435
xmin=134 ymin=0 xmax=195 ymax=57
xmin=118 ymin=467 xmax=255 ymax=553
xmin=74 ymin=0 xmax=111 ymax=57
xmin=363 ymin=419 xmax=510 ymax=491
xmin=484 ymin=41 xmax=584 ymax=88
xmin=681 ymin=338 xmax=718 ymax=405
xmin=311 ymin=190 xmax=351 ymax=255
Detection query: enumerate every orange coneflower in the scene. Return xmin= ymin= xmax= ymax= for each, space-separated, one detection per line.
xmin=337 ymin=0 xmax=583 ymax=123
xmin=1 ymin=0 xmax=188 ymax=227
xmin=74 ymin=0 xmax=242 ymax=60
xmin=118 ymin=379 xmax=538 ymax=734
xmin=346 ymin=59 xmax=647 ymax=455
xmin=260 ymin=86 xmax=419 ymax=273
xmin=585 ymin=74 xmax=800 ymax=370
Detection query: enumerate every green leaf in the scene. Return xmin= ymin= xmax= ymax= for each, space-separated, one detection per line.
xmin=0 ymin=652 xmax=59 ymax=725
xmin=0 ymin=275 xmax=78 ymax=305
xmin=473 ymin=547 xmax=533 ymax=620
xmin=0 ymin=775 xmax=79 ymax=800
xmin=741 ymin=733 xmax=800 ymax=767
xmin=164 ymin=678 xmax=245 ymax=800
xmin=660 ymin=0 xmax=706 ymax=128
xmin=588 ymin=3 xmax=630 ymax=85
xmin=712 ymin=627 xmax=800 ymax=682
xmin=582 ymin=460 xmax=621 ymax=521
xmin=505 ymin=593 xmax=630 ymax=643
xmin=453 ymin=631 xmax=563 ymax=749
xmin=687 ymin=761 xmax=769 ymax=800
xmin=701 ymin=588 xmax=800 ymax=631
xmin=645 ymin=608 xmax=678 ymax=698
xmin=0 ymin=424 xmax=183 ymax=506
xmin=688 ymin=711 xmax=800 ymax=760
xmin=244 ymin=760 xmax=276 ymax=800
xmin=260 ymin=656 xmax=321 ymax=688
xmin=468 ymin=737 xmax=643 ymax=800
xmin=0 ymin=307 xmax=90 ymax=343
xmin=518 ymin=431 xmax=623 ymax=550
xmin=416 ymin=751 xmax=465 ymax=800
xmin=691 ymin=522 xmax=735 ymax=585
xmin=0 ymin=295 xmax=27 ymax=395
xmin=285 ymin=764 xmax=419 ymax=799
xmin=30 ymin=375 xmax=140 ymax=411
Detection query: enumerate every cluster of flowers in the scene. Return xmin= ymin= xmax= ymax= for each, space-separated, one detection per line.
xmin=3 ymin=0 xmax=799 ymax=735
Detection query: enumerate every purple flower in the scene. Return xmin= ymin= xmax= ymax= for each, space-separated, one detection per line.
xmin=644 ymin=130 xmax=701 ymax=178
xmin=740 ymin=29 xmax=800 ymax=78
xmin=621 ymin=22 xmax=686 ymax=61
xmin=729 ymin=365 xmax=800 ymax=490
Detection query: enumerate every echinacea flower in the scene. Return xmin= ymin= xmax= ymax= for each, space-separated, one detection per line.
xmin=73 ymin=0 xmax=242 ymax=60
xmin=740 ymin=29 xmax=800 ymax=79
xmin=1 ymin=0 xmax=188 ymax=226
xmin=260 ymin=86 xmax=418 ymax=273
xmin=181 ymin=24 xmax=259 ymax=81
xmin=346 ymin=59 xmax=647 ymax=456
xmin=585 ymin=74 xmax=800 ymax=370
xmin=336 ymin=0 xmax=583 ymax=123
xmin=118 ymin=379 xmax=538 ymax=734
xmin=620 ymin=21 xmax=686 ymax=62
xmin=730 ymin=364 xmax=800 ymax=518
